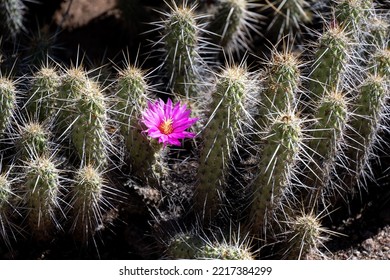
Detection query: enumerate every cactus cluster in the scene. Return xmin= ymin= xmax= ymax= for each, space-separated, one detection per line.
xmin=0 ymin=0 xmax=389 ymax=259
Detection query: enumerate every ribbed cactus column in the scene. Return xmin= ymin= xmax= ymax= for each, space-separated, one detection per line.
xmin=304 ymin=90 xmax=348 ymax=206
xmin=195 ymin=65 xmax=253 ymax=220
xmin=159 ymin=1 xmax=203 ymax=98
xmin=16 ymin=121 xmax=49 ymax=160
xmin=23 ymin=155 xmax=61 ymax=239
xmin=335 ymin=0 xmax=365 ymax=33
xmin=262 ymin=0 xmax=313 ymax=40
xmin=256 ymin=51 xmax=300 ymax=130
xmin=0 ymin=169 xmax=15 ymax=247
xmin=284 ymin=212 xmax=325 ymax=259
xmin=69 ymin=164 xmax=105 ymax=243
xmin=308 ymin=25 xmax=350 ymax=103
xmin=207 ymin=0 xmax=260 ymax=53
xmin=249 ymin=112 xmax=302 ymax=234
xmin=0 ymin=0 xmax=25 ymax=39
xmin=71 ymin=81 xmax=109 ymax=169
xmin=0 ymin=77 xmax=17 ymax=135
xmin=166 ymin=232 xmax=254 ymax=260
xmin=57 ymin=67 xmax=89 ymax=130
xmin=115 ymin=66 xmax=166 ymax=186
xmin=26 ymin=66 xmax=60 ymax=121
xmin=343 ymin=75 xmax=388 ymax=191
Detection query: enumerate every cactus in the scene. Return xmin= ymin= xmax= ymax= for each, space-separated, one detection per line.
xmin=16 ymin=121 xmax=50 ymax=160
xmin=249 ymin=112 xmax=302 ymax=235
xmin=261 ymin=0 xmax=315 ymax=40
xmin=56 ymin=66 xmax=89 ymax=130
xmin=342 ymin=75 xmax=388 ymax=192
xmin=115 ymin=65 xmax=168 ymax=186
xmin=195 ymin=65 xmax=255 ymax=220
xmin=22 ymin=154 xmax=62 ymax=239
xmin=0 ymin=0 xmax=26 ymax=39
xmin=0 ymin=166 xmax=17 ymax=247
xmin=166 ymin=231 xmax=254 ymax=260
xmin=256 ymin=50 xmax=301 ymax=130
xmin=155 ymin=1 xmax=206 ymax=98
xmin=69 ymin=164 xmax=106 ymax=243
xmin=308 ymin=24 xmax=350 ymax=103
xmin=304 ymin=90 xmax=349 ymax=206
xmin=207 ymin=0 xmax=261 ymax=53
xmin=0 ymin=0 xmax=388 ymax=261
xmin=0 ymin=76 xmax=17 ymax=135
xmin=70 ymin=80 xmax=110 ymax=168
xmin=26 ymin=66 xmax=60 ymax=122
xmin=283 ymin=211 xmax=328 ymax=259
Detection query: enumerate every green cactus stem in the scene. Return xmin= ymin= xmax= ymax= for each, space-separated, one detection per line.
xmin=158 ymin=1 xmax=204 ymax=98
xmin=208 ymin=0 xmax=261 ymax=53
xmin=23 ymin=155 xmax=61 ymax=239
xmin=70 ymin=81 xmax=109 ymax=169
xmin=249 ymin=112 xmax=302 ymax=235
xmin=115 ymin=65 xmax=167 ymax=186
xmin=166 ymin=232 xmax=254 ymax=260
xmin=308 ymin=25 xmax=350 ymax=103
xmin=0 ymin=77 xmax=17 ymax=135
xmin=0 ymin=0 xmax=26 ymax=39
xmin=26 ymin=66 xmax=60 ymax=121
xmin=304 ymin=90 xmax=348 ymax=206
xmin=195 ymin=65 xmax=254 ymax=220
xmin=256 ymin=50 xmax=300 ymax=130
xmin=69 ymin=164 xmax=105 ymax=243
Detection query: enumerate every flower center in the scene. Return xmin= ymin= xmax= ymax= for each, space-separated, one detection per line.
xmin=158 ymin=118 xmax=174 ymax=135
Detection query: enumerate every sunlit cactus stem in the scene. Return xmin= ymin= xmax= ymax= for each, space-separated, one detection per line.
xmin=115 ymin=66 xmax=167 ymax=186
xmin=17 ymin=121 xmax=50 ymax=160
xmin=195 ymin=65 xmax=254 ymax=220
xmin=70 ymin=81 xmax=109 ymax=169
xmin=166 ymin=232 xmax=254 ymax=260
xmin=0 ymin=77 xmax=17 ymax=135
xmin=256 ymin=50 xmax=300 ymax=130
xmin=308 ymin=25 xmax=350 ymax=103
xmin=69 ymin=164 xmax=105 ymax=244
xmin=284 ymin=212 xmax=326 ymax=260
xmin=249 ymin=112 xmax=302 ymax=235
xmin=27 ymin=66 xmax=60 ymax=121
xmin=304 ymin=90 xmax=348 ymax=207
xmin=160 ymin=1 xmax=203 ymax=98
xmin=0 ymin=0 xmax=26 ymax=39
xmin=23 ymin=155 xmax=61 ymax=240
xmin=0 ymin=169 xmax=16 ymax=247
xmin=343 ymin=75 xmax=387 ymax=192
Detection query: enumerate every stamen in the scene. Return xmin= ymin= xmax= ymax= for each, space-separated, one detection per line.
xmin=159 ymin=118 xmax=174 ymax=135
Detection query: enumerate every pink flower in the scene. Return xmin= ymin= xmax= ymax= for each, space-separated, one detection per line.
xmin=142 ymin=98 xmax=198 ymax=146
